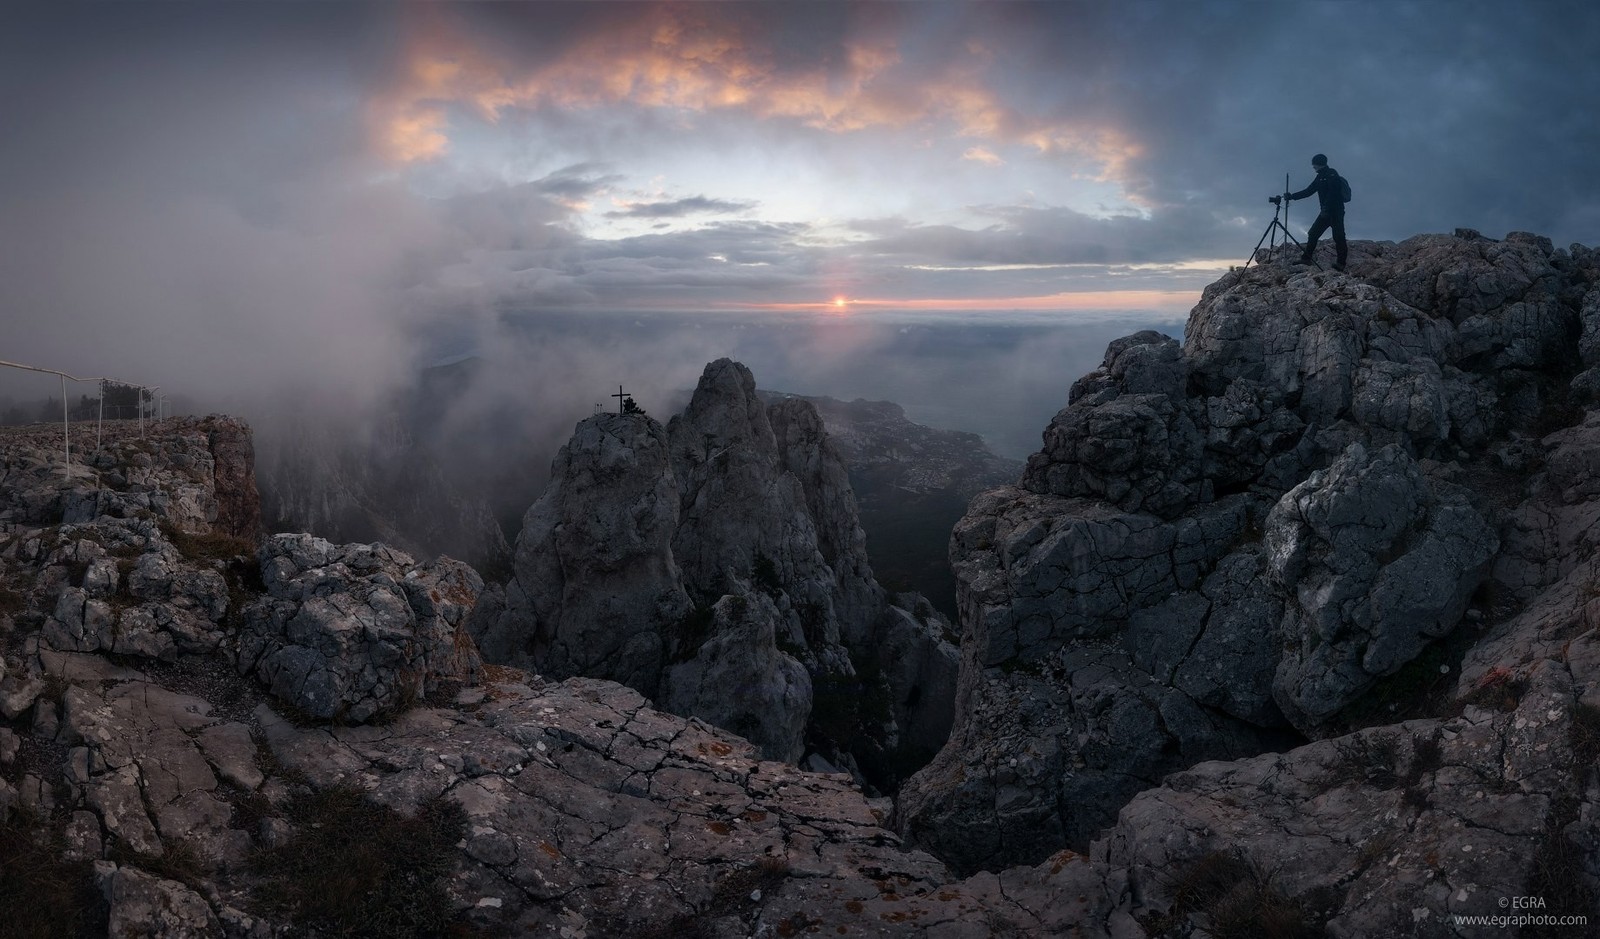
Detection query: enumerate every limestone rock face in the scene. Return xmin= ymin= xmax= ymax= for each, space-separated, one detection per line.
xmin=896 ymin=640 xmax=1278 ymax=877
xmin=951 ymin=486 xmax=1257 ymax=667
xmin=473 ymin=359 xmax=958 ymax=785
xmin=99 ymin=863 xmax=222 ymax=938
xmin=1024 ymin=332 xmax=1204 ymax=518
xmin=662 ymin=590 xmax=811 ymax=762
xmin=1572 ymin=284 xmax=1600 ymax=405
xmin=240 ymin=534 xmax=483 ymax=722
xmin=1265 ymin=443 xmax=1498 ymax=730
xmin=0 ymin=419 xmax=265 ymax=672
xmin=902 ymin=230 xmax=1599 ymax=876
xmin=472 ymin=413 xmax=690 ymax=698
xmin=768 ymin=396 xmax=882 ymax=644
xmin=205 ymin=418 xmax=261 ymax=539
xmin=667 ymin=362 xmax=842 ymax=654
xmin=251 ymin=672 xmax=1141 ymax=938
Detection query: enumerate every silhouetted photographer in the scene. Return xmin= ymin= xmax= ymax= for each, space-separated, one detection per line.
xmin=1271 ymin=154 xmax=1351 ymax=271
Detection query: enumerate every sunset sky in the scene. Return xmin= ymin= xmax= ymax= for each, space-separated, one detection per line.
xmin=3 ymin=1 xmax=1599 ymax=410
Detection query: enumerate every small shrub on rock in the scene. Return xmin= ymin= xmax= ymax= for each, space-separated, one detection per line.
xmin=1458 ymin=667 xmax=1528 ymax=713
xmin=159 ymin=523 xmax=256 ymax=563
xmin=249 ymin=784 xmax=468 ymax=939
xmin=0 ymin=809 xmax=108 ymax=939
xmin=1148 ymin=849 xmax=1324 ymax=939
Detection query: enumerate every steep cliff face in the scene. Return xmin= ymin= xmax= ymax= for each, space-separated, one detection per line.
xmin=257 ymin=412 xmax=512 ymax=578
xmin=471 ymin=413 xmax=692 ymax=698
xmin=899 ymin=231 xmax=1600 ymax=886
xmin=761 ymin=390 xmax=1022 ymax=617
xmin=472 ymin=359 xmax=958 ymax=777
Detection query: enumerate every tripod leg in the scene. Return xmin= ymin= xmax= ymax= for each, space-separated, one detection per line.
xmin=1245 ymin=224 xmax=1275 ymax=269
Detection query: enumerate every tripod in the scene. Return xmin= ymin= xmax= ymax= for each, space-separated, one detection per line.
xmin=1244 ymin=174 xmax=1318 ymax=270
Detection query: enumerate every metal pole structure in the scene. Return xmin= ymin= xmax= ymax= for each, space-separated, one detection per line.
xmin=1283 ymin=173 xmax=1291 ymax=251
xmin=61 ymin=374 xmax=70 ymax=477
xmin=0 ymin=360 xmax=165 ymax=474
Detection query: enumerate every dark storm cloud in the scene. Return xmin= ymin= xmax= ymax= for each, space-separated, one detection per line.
xmin=972 ymin=0 xmax=1600 ymax=248
xmin=527 ymin=164 xmax=626 ymax=201
xmin=604 ymin=196 xmax=760 ymax=219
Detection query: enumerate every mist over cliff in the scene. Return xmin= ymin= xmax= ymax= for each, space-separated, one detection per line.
xmin=249 ymin=309 xmax=1176 ymax=572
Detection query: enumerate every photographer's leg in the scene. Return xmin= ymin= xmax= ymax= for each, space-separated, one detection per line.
xmin=1302 ymin=214 xmax=1330 ymax=263
xmin=1332 ymin=213 xmax=1348 ymax=270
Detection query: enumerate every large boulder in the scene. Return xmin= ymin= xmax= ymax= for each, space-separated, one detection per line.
xmin=949 ymin=486 xmax=1257 ymax=667
xmin=240 ymin=534 xmax=483 ymax=722
xmin=1024 ymin=332 xmax=1205 ymax=518
xmin=1265 ymin=443 xmax=1498 ymax=731
xmin=38 ymin=518 xmax=233 ymax=661
xmin=897 ymin=488 xmax=1279 ymax=874
xmin=896 ymin=641 xmax=1277 ymax=877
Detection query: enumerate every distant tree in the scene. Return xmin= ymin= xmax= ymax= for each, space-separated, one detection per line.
xmin=622 ymin=396 xmax=646 ymax=416
xmin=100 ymin=381 xmax=150 ymax=419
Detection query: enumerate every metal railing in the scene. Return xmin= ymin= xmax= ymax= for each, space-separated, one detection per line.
xmin=0 ymin=359 xmax=163 ymax=478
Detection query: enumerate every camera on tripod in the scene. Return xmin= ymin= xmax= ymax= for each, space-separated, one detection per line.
xmin=1243 ymin=175 xmax=1316 ymax=271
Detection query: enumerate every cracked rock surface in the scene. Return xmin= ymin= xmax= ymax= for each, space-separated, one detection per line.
xmin=256 ymin=671 xmax=1141 ymax=937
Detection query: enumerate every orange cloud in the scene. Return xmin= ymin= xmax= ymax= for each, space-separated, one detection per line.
xmin=1023 ymin=126 xmax=1146 ymax=186
xmin=379 ymin=105 xmax=450 ymax=163
xmin=371 ymin=6 xmax=1147 ymax=189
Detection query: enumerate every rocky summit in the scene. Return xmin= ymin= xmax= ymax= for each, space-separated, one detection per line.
xmin=896 ymin=230 xmax=1600 ymax=921
xmin=2 ymin=229 xmax=1599 ymax=937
